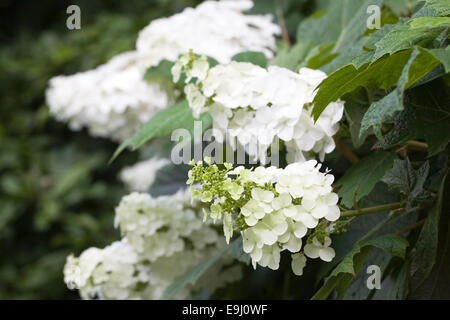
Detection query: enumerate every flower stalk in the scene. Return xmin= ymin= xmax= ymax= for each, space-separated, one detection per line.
xmin=340 ymin=202 xmax=404 ymax=218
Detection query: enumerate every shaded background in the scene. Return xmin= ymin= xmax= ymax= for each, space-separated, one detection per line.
xmin=0 ymin=0 xmax=328 ymax=299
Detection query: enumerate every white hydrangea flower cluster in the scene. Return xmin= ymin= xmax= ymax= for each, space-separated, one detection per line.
xmin=187 ymin=159 xmax=341 ymax=275
xmin=64 ymin=189 xmax=242 ymax=300
xmin=47 ymin=0 xmax=279 ymax=142
xmin=174 ymin=54 xmax=345 ymax=163
xmin=136 ymin=0 xmax=280 ymax=67
xmin=120 ymin=157 xmax=170 ymax=192
xmin=64 ymin=239 xmax=142 ymax=299
xmin=46 ymin=51 xmax=176 ymax=141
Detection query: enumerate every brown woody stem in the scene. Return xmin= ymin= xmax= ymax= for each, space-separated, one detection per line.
xmin=334 ymin=138 xmax=360 ymax=164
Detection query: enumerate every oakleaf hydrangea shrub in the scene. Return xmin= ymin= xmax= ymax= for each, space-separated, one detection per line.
xmin=55 ymin=0 xmax=450 ymax=300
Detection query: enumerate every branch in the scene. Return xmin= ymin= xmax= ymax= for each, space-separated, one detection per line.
xmin=395 ymin=140 xmax=428 ymax=156
xmin=340 ymin=202 xmax=404 ymax=218
xmin=404 ymin=140 xmax=428 ymax=153
xmin=334 ymin=138 xmax=360 ymax=164
xmin=395 ymin=219 xmax=425 ymax=236
xmin=275 ymin=0 xmax=291 ymax=48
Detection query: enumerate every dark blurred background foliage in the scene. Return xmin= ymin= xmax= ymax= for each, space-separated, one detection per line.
xmin=0 ymin=0 xmax=325 ymax=300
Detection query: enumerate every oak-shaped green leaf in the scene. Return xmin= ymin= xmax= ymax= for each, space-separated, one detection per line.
xmin=312 ymin=234 xmax=409 ymax=300
xmin=231 ymin=51 xmax=267 ymax=68
xmin=380 ymin=78 xmax=450 ymax=156
xmin=360 ymin=46 xmax=442 ymax=140
xmin=312 ymin=49 xmax=412 ymax=120
xmin=382 ymin=158 xmax=430 ymax=208
xmin=296 ymin=0 xmax=383 ymax=54
xmin=372 ymin=12 xmax=449 ymax=61
xmin=336 ymin=151 xmax=397 ymax=208
xmin=426 ymin=46 xmax=450 ymax=72
xmin=413 ymin=0 xmax=450 ymax=18
xmin=111 ymin=100 xmax=212 ymax=162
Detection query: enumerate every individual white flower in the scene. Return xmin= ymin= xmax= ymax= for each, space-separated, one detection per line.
xmin=63 ymin=247 xmax=103 ymax=290
xmin=171 ymin=53 xmax=191 ymax=83
xmin=241 ymin=199 xmax=268 ymax=226
xmin=260 ymin=211 xmax=288 ymax=238
xmin=272 ymin=193 xmax=292 ymax=211
xmin=223 ymin=179 xmax=244 ymax=200
xmin=190 ymin=56 xmax=210 ymax=82
xmin=304 ymin=236 xmax=336 ymax=262
xmin=279 ymin=222 xmax=303 ymax=252
xmin=249 ymin=166 xmax=281 ymax=186
xmin=302 ymin=193 xmax=340 ymax=221
xmin=291 ymin=205 xmax=319 ymax=228
xmin=240 ymin=188 xmax=274 ymax=226
xmin=119 ymin=157 xmax=169 ymax=192
xmin=258 ymin=245 xmax=281 ymax=270
xmin=223 ymin=212 xmax=233 ymax=244
xmin=185 ymin=83 xmax=207 ymax=118
xmin=242 ymin=227 xmax=263 ymax=262
xmin=291 ymin=253 xmax=307 ymax=276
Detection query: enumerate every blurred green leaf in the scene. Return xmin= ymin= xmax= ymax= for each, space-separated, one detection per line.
xmin=409 ymin=167 xmax=450 ymax=299
xmin=231 ymin=51 xmax=268 ymax=68
xmin=414 ymin=168 xmax=449 ymax=278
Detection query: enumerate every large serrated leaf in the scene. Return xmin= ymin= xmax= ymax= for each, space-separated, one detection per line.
xmin=412 ymin=0 xmax=450 ymax=18
xmin=311 ymin=234 xmax=409 ymax=300
xmin=426 ymin=46 xmax=450 ymax=72
xmin=296 ymin=0 xmax=383 ymax=54
xmin=381 ymin=78 xmax=450 ymax=156
xmin=371 ymin=7 xmax=449 ymax=61
xmin=111 ymin=100 xmax=212 ymax=162
xmin=336 ymin=152 xmax=397 ymax=208
xmin=312 ymin=50 xmax=412 ymax=120
xmin=382 ymin=158 xmax=430 ymax=209
xmin=360 ymin=46 xmax=442 ymax=140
